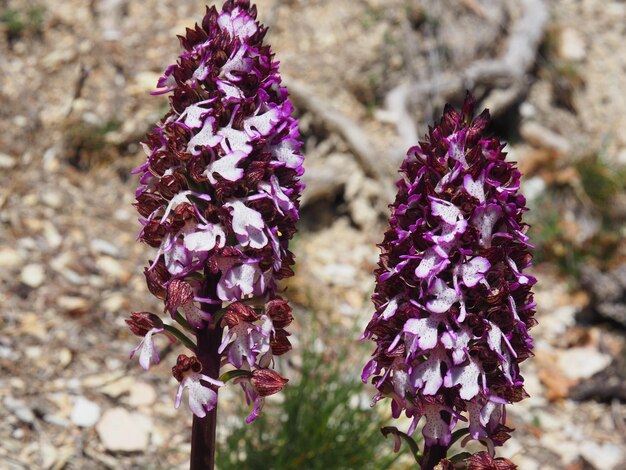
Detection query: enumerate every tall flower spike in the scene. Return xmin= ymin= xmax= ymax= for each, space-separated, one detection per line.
xmin=129 ymin=1 xmax=303 ymax=467
xmin=362 ymin=94 xmax=535 ymax=469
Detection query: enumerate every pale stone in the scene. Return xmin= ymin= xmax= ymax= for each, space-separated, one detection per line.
xmin=128 ymin=382 xmax=157 ymax=407
xmin=96 ymin=408 xmax=152 ymax=452
xmin=580 ymin=441 xmax=624 ymax=470
xmin=90 ymin=239 xmax=120 ymax=257
xmin=0 ymin=152 xmax=17 ymax=168
xmin=101 ymin=293 xmax=126 ymax=313
xmin=557 ymin=346 xmax=612 ymax=380
xmin=41 ymin=191 xmax=63 ymax=209
xmin=559 ymin=28 xmax=586 ymax=61
xmin=59 ymin=348 xmax=73 ymax=368
xmin=71 ymin=397 xmax=101 ymax=427
xmin=4 ymin=397 xmax=35 ymax=424
xmin=100 ymin=377 xmax=134 ymax=398
xmin=0 ymin=247 xmax=23 ymax=268
xmin=20 ymin=264 xmax=46 ymax=288
xmin=57 ymin=296 xmax=89 ymax=313
xmin=540 ymin=433 xmax=580 ymax=465
xmin=318 ymin=263 xmax=358 ymax=287
xmin=95 ymin=256 xmax=128 ymax=282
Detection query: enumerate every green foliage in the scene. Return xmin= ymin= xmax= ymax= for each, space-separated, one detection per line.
xmin=576 ymin=153 xmax=625 ymax=211
xmin=528 ymin=151 xmax=626 ymax=279
xmin=64 ymin=119 xmax=123 ymax=170
xmin=217 ymin=347 xmax=408 ymax=470
xmin=0 ymin=9 xmax=23 ymax=36
xmin=0 ymin=5 xmax=45 ymax=39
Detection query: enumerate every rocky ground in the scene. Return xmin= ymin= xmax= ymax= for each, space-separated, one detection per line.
xmin=1 ymin=0 xmax=625 ymax=469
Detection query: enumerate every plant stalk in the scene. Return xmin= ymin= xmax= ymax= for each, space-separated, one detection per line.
xmin=190 ymin=274 xmax=223 ymax=470
xmin=421 ymin=444 xmax=448 ymax=470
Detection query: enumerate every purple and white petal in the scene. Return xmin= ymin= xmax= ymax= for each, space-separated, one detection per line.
xmin=471 ymin=204 xmax=502 ymax=248
xmin=217 ymin=6 xmax=258 ymax=40
xmin=430 ymin=197 xmax=462 ymax=225
xmin=441 ymin=326 xmax=473 ymax=365
xmin=422 ymin=403 xmax=454 ymax=447
xmin=459 ymin=256 xmax=490 ymax=287
xmin=130 ymin=327 xmax=164 ymax=371
xmin=203 ymin=151 xmax=247 ymax=184
xmin=225 ymin=200 xmax=268 ymax=249
xmin=380 ymin=296 xmax=400 ymax=320
xmin=216 ymin=262 xmax=269 ymax=301
xmin=411 ymin=347 xmax=449 ymax=395
xmin=444 ymin=358 xmax=483 ymax=400
xmin=271 ymin=139 xmax=304 ymax=173
xmin=404 ymin=316 xmax=442 ymax=353
xmin=188 ymin=117 xmax=223 ymax=155
xmin=415 ymin=248 xmax=450 ymax=280
xmin=184 ymin=224 xmax=226 ymax=252
xmin=463 ymin=172 xmax=486 ymax=203
xmin=426 ymin=278 xmax=458 ymax=314
xmin=244 ymin=106 xmax=280 ymax=138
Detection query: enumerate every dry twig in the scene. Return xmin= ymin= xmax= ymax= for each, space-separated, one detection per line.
xmin=383 ymin=0 xmax=548 ymax=135
xmin=285 ymin=77 xmax=395 ymax=203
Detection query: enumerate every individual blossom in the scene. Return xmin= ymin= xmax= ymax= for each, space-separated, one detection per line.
xmin=173 ymin=354 xmax=224 ymax=418
xmin=234 ymin=368 xmax=289 ymax=423
xmin=127 ymin=312 xmax=167 ymax=371
xmin=362 ymin=94 xmax=535 ymax=468
xmin=128 ymin=0 xmax=303 ymax=439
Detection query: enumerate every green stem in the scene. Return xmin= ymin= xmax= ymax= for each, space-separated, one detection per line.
xmin=163 ymin=324 xmax=197 ymax=352
xmin=173 ymin=311 xmax=192 ymax=330
xmin=211 ymin=307 xmax=227 ymax=328
xmin=380 ymin=426 xmax=422 ymax=461
xmin=449 ymin=428 xmax=470 ymax=447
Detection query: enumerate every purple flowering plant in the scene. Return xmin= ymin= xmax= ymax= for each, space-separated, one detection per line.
xmin=362 ymin=94 xmax=536 ymax=469
xmin=127 ymin=1 xmax=303 ymax=467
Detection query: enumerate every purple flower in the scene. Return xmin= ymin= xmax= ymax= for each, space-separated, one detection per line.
xmin=362 ymin=94 xmax=536 ymax=453
xmin=126 ymin=312 xmax=166 ymax=370
xmin=235 ymin=368 xmax=289 ymax=423
xmin=129 ymin=0 xmax=303 ymax=422
xmin=173 ymin=355 xmax=224 ymax=418
xmin=129 ymin=327 xmax=164 ymax=370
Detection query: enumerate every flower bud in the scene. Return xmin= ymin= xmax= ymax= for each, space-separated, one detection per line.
xmin=265 ymin=298 xmax=293 ymax=328
xmin=126 ymin=312 xmax=163 ymax=337
xmin=250 ymin=369 xmax=288 ymax=397
xmin=221 ymin=302 xmax=260 ymax=328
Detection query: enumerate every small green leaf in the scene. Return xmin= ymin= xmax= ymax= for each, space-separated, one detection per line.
xmin=219 ymin=369 xmax=252 ymax=383
xmin=449 ymin=427 xmax=470 ymax=446
xmin=449 ymin=452 xmax=472 ymax=464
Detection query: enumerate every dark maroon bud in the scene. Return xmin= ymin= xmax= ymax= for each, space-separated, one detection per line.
xmin=250 ymin=369 xmax=288 ymax=397
xmin=126 ymin=312 xmax=163 ymax=337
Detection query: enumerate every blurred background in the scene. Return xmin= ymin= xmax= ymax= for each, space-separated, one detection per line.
xmin=1 ymin=0 xmax=625 ymax=468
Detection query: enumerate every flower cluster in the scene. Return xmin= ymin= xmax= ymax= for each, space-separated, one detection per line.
xmin=128 ymin=0 xmax=302 ymax=422
xmin=362 ymin=95 xmax=536 ymax=451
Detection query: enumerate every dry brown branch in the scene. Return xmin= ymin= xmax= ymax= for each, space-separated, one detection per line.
xmin=450 ymin=0 xmax=547 ymax=92
xmin=385 ymin=0 xmax=548 ymax=124
xmin=285 ymin=78 xmax=395 ymax=203
xmin=300 ymin=165 xmax=347 ymax=207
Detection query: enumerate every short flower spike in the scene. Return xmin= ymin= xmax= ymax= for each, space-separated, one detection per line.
xmin=129 ymin=0 xmax=302 ymax=427
xmin=362 ymin=94 xmax=535 ymax=466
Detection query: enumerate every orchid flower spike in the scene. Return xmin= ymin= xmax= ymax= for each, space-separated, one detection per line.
xmin=128 ymin=0 xmax=303 ymax=425
xmin=362 ymin=94 xmax=535 ymax=468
